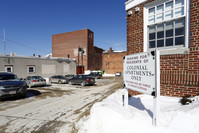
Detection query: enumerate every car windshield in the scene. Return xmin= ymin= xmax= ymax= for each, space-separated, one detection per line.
xmin=0 ymin=74 xmax=19 ymax=81
xmin=32 ymin=76 xmax=43 ymax=79
xmin=58 ymin=76 xmax=65 ymax=79
xmin=90 ymin=72 xmax=100 ymax=75
xmin=83 ymin=75 xmax=91 ymax=78
xmin=65 ymin=75 xmax=74 ymax=77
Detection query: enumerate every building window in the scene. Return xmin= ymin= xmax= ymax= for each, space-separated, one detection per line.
xmin=27 ymin=66 xmax=35 ymax=73
xmin=89 ymin=33 xmax=93 ymax=38
xmin=145 ymin=0 xmax=189 ymax=51
xmin=5 ymin=66 xmax=13 ymax=73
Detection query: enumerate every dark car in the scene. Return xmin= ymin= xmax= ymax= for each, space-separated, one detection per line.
xmin=49 ymin=75 xmax=68 ymax=84
xmin=89 ymin=72 xmax=102 ymax=79
xmin=0 ymin=72 xmax=27 ymax=99
xmin=23 ymin=76 xmax=46 ymax=88
xmin=68 ymin=75 xmax=95 ymax=87
xmin=65 ymin=74 xmax=75 ymax=80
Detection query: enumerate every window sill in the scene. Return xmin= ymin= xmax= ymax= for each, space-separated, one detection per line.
xmin=156 ymin=47 xmax=189 ymax=55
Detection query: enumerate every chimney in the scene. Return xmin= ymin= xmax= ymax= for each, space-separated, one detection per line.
xmin=108 ymin=47 xmax=113 ymax=53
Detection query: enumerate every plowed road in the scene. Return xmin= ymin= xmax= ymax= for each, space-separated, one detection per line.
xmin=0 ymin=78 xmax=122 ymax=133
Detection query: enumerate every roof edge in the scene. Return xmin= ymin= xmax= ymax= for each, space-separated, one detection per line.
xmin=125 ymin=0 xmax=148 ymax=11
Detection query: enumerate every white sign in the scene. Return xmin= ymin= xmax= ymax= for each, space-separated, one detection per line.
xmin=123 ymin=52 xmax=155 ymax=95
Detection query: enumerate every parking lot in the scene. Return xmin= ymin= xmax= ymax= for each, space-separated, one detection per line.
xmin=0 ymin=77 xmax=123 ymax=133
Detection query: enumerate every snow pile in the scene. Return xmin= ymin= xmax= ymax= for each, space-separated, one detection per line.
xmin=102 ymin=73 xmax=115 ymax=77
xmin=77 ymin=89 xmax=199 ymax=133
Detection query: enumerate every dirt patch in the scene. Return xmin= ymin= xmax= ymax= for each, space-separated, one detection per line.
xmin=33 ymin=121 xmax=67 ymax=133
xmin=72 ymin=78 xmax=123 ymax=133
xmin=30 ymin=88 xmax=75 ymax=99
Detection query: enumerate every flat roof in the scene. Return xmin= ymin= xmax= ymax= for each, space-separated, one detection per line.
xmin=0 ymin=55 xmax=76 ymax=62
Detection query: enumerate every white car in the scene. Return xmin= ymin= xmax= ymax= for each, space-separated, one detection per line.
xmin=24 ymin=76 xmax=46 ymax=88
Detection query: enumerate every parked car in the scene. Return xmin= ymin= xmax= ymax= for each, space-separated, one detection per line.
xmin=0 ymin=72 xmax=27 ymax=99
xmin=68 ymin=75 xmax=95 ymax=87
xmin=49 ymin=75 xmax=68 ymax=84
xmin=65 ymin=74 xmax=75 ymax=80
xmin=115 ymin=72 xmax=122 ymax=77
xmin=89 ymin=72 xmax=102 ymax=79
xmin=24 ymin=76 xmax=46 ymax=88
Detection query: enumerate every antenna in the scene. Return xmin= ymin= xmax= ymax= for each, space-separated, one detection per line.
xmin=4 ymin=28 xmax=6 ymax=55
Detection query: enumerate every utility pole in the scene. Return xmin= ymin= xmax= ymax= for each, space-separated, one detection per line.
xmin=78 ymin=46 xmax=80 ymax=66
xmin=81 ymin=49 xmax=84 ymax=74
xmin=4 ymin=28 xmax=6 ymax=55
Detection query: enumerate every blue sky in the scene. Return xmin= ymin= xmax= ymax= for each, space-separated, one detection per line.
xmin=0 ymin=0 xmax=126 ymax=56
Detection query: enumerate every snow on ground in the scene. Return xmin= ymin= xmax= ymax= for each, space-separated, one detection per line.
xmin=0 ymin=82 xmax=119 ymax=133
xmin=77 ymin=89 xmax=199 ymax=133
xmin=103 ymin=73 xmax=115 ymax=77
xmin=84 ymin=70 xmax=116 ymax=77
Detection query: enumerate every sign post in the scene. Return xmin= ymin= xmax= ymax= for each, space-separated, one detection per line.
xmin=153 ymin=50 xmax=160 ymax=126
xmin=123 ymin=50 xmax=160 ymax=126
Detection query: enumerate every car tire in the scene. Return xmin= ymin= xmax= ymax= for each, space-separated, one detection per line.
xmin=81 ymin=81 xmax=86 ymax=87
xmin=21 ymin=92 xmax=27 ymax=98
xmin=69 ymin=81 xmax=72 ymax=85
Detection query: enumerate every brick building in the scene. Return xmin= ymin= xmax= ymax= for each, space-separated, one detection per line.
xmin=52 ymin=29 xmax=104 ymax=71
xmin=125 ymin=0 xmax=199 ymax=97
xmin=102 ymin=48 xmax=127 ymax=74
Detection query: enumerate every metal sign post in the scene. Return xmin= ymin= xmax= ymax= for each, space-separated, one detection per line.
xmin=153 ymin=50 xmax=160 ymax=126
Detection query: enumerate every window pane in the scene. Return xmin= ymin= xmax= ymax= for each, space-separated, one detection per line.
xmin=157 ymin=31 xmax=164 ymax=39
xmin=149 ymin=41 xmax=155 ymax=48
xmin=166 ymin=38 xmax=173 ymax=46
xmin=175 ymin=18 xmax=184 ymax=27
xmin=166 ymin=21 xmax=174 ymax=29
xmin=149 ymin=33 xmax=156 ymax=40
xmin=166 ymin=29 xmax=173 ymax=37
xmin=149 ymin=25 xmax=156 ymax=32
xmin=175 ymin=7 xmax=184 ymax=17
xmin=165 ymin=10 xmax=173 ymax=19
xmin=175 ymin=27 xmax=184 ymax=36
xmin=29 ymin=67 xmax=34 ymax=73
xmin=165 ymin=1 xmax=173 ymax=11
xmin=148 ymin=15 xmax=155 ymax=24
xmin=175 ymin=36 xmax=184 ymax=45
xmin=149 ymin=7 xmax=155 ymax=15
xmin=156 ymin=13 xmax=164 ymax=22
xmin=7 ymin=68 xmax=12 ymax=72
xmin=157 ymin=4 xmax=164 ymax=13
xmin=157 ymin=23 xmax=164 ymax=31
xmin=175 ymin=0 xmax=184 ymax=8
xmin=157 ymin=40 xmax=164 ymax=47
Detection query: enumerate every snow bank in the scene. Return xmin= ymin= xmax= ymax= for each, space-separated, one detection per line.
xmin=77 ymin=89 xmax=199 ymax=133
xmin=102 ymin=73 xmax=115 ymax=77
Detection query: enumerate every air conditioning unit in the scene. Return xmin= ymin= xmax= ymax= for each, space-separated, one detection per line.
xmin=127 ymin=10 xmax=133 ymax=16
xmin=135 ymin=7 xmax=140 ymax=13
xmin=10 ymin=52 xmax=16 ymax=56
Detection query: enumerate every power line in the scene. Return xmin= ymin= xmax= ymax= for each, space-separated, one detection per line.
xmin=0 ymin=36 xmax=50 ymax=54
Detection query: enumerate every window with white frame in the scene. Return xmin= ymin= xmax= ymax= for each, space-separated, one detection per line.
xmin=146 ymin=0 xmax=188 ymax=50
xmin=27 ymin=66 xmax=35 ymax=73
xmin=5 ymin=65 xmax=13 ymax=73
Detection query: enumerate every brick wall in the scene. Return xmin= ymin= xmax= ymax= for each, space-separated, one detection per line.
xmin=52 ymin=29 xmax=103 ymax=71
xmin=88 ymin=46 xmax=104 ymax=70
xmin=127 ymin=0 xmax=199 ymax=97
xmin=102 ymin=51 xmax=127 ymax=74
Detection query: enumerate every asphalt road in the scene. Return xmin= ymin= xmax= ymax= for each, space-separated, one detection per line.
xmin=0 ymin=77 xmax=122 ymax=133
